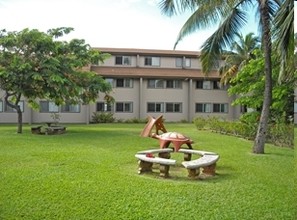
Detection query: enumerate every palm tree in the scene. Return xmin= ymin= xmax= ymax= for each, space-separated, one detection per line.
xmin=220 ymin=32 xmax=260 ymax=85
xmin=159 ymin=0 xmax=281 ymax=154
xmin=273 ymin=0 xmax=294 ymax=83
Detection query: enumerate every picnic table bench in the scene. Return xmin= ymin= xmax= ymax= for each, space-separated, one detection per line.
xmin=46 ymin=126 xmax=66 ymax=135
xmin=178 ymin=149 xmax=220 ymax=178
xmin=31 ymin=125 xmax=66 ymax=135
xmin=135 ymin=148 xmax=175 ymax=178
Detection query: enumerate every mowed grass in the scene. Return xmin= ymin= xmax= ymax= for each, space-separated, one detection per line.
xmin=0 ymin=123 xmax=295 ymax=220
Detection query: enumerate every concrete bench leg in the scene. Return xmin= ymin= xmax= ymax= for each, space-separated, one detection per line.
xmin=158 ymin=152 xmax=171 ymax=159
xmin=187 ymin=168 xmax=200 ymax=178
xmin=159 ymin=164 xmax=170 ymax=178
xmin=183 ymin=153 xmax=192 ymax=161
xmin=138 ymin=160 xmax=153 ymax=174
xmin=202 ymin=163 xmax=216 ymax=176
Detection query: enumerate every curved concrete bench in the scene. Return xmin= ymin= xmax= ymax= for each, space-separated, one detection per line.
xmin=178 ymin=149 xmax=220 ymax=178
xmin=136 ymin=148 xmax=173 ymax=159
xmin=178 ymin=148 xmax=216 ymax=161
xmin=135 ymin=151 xmax=176 ymax=178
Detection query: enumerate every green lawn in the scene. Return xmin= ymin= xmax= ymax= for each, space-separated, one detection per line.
xmin=0 ymin=123 xmax=295 ymax=220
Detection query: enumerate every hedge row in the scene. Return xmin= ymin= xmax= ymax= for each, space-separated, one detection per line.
xmin=193 ymin=116 xmax=294 ymax=148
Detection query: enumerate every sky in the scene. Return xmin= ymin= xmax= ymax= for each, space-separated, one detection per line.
xmin=0 ymin=0 xmax=262 ymax=51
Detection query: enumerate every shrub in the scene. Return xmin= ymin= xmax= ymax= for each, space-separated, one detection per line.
xmin=91 ymin=112 xmax=115 ymax=123
xmin=193 ymin=116 xmax=293 ymax=148
xmin=267 ymin=123 xmax=294 ymax=148
xmin=193 ymin=117 xmax=207 ymax=130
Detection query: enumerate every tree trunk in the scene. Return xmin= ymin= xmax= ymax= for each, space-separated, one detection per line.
xmin=253 ymin=0 xmax=273 ymax=154
xmin=4 ymin=92 xmax=23 ymax=134
xmin=17 ymin=108 xmax=23 ymax=134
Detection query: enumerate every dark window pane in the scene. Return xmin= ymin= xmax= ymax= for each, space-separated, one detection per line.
xmin=116 ymin=79 xmax=124 ymax=87
xmin=115 ymin=56 xmax=122 ymax=65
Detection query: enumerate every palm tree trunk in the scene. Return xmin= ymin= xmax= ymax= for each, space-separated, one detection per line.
xmin=253 ymin=0 xmax=273 ymax=154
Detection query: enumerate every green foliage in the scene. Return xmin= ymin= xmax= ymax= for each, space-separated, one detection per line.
xmin=91 ymin=112 xmax=115 ymax=123
xmin=229 ymin=49 xmax=294 ymax=122
xmin=123 ymin=118 xmax=143 ymax=123
xmin=0 ymin=27 xmax=112 ymax=133
xmin=193 ymin=116 xmax=293 ymax=147
xmin=268 ymin=123 xmax=294 ymax=147
xmin=0 ymin=124 xmax=294 ymax=219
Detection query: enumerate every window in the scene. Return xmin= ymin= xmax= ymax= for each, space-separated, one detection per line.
xmin=213 ymin=81 xmax=226 ymax=90
xmin=195 ymin=103 xmax=211 ymax=113
xmin=240 ymin=105 xmax=248 ymax=113
xmin=213 ymin=103 xmax=228 ymax=113
xmin=176 ymin=58 xmax=182 ymax=67
xmin=116 ymin=102 xmax=133 ymax=112
xmin=115 ymin=56 xmax=131 ymax=65
xmin=166 ymin=103 xmax=182 ymax=113
xmin=176 ymin=57 xmax=191 ymax=68
xmin=184 ymin=58 xmax=191 ymax=67
xmin=0 ymin=100 xmax=2 ymax=112
xmin=5 ymin=101 xmax=24 ymax=112
xmin=61 ymin=104 xmax=80 ymax=113
xmin=166 ymin=80 xmax=182 ymax=89
xmin=40 ymin=101 xmax=59 ymax=113
xmin=148 ymin=79 xmax=164 ymax=88
xmin=147 ymin=102 xmax=164 ymax=113
xmin=145 ymin=57 xmax=160 ymax=66
xmin=196 ymin=80 xmax=211 ymax=89
xmin=116 ymin=78 xmax=133 ymax=88
xmin=96 ymin=102 xmax=112 ymax=112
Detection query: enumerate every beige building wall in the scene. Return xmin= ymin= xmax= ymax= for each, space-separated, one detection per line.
xmin=31 ymin=105 xmax=88 ymax=124
xmin=0 ymin=48 xmax=247 ymax=124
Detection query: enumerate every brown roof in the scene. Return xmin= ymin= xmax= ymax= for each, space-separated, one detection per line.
xmin=91 ymin=66 xmax=220 ymax=79
xmin=93 ymin=47 xmax=201 ymax=58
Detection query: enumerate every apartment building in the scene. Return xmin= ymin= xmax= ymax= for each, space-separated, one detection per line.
xmin=0 ymin=48 xmax=242 ymax=124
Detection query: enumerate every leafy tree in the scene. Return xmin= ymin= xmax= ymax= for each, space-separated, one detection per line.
xmin=0 ymin=27 xmax=112 ymax=133
xmin=229 ymin=49 xmax=294 ymax=122
xmin=220 ymin=32 xmax=260 ymax=85
xmin=159 ymin=0 xmax=283 ymax=153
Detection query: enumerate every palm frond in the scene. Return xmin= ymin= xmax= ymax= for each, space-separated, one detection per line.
xmin=200 ymin=8 xmax=247 ymax=73
xmin=220 ymin=64 xmax=238 ymax=85
xmin=158 ymin=0 xmax=197 ymax=16
xmin=273 ymin=0 xmax=294 ymax=83
xmin=256 ymin=0 xmax=281 ymax=41
xmin=173 ymin=1 xmax=237 ymax=49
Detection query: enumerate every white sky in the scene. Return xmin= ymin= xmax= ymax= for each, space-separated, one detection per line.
xmin=0 ymin=0 xmax=260 ymax=51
